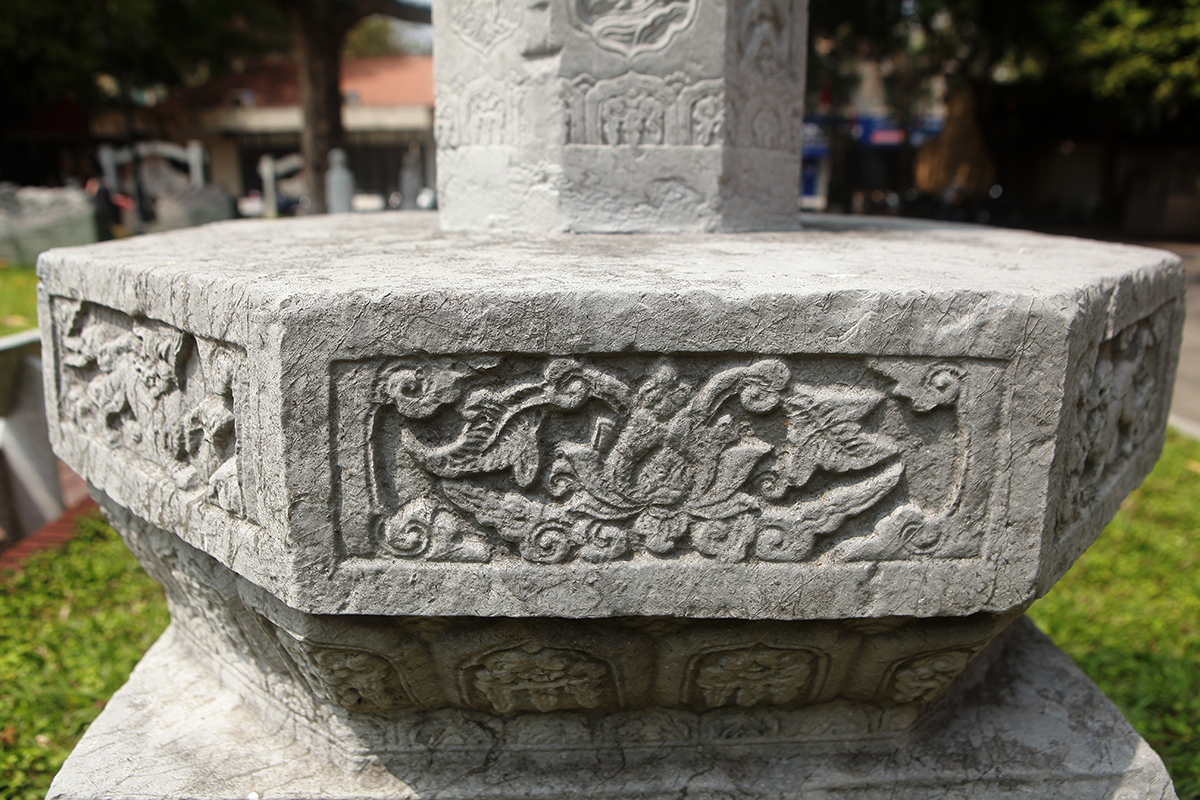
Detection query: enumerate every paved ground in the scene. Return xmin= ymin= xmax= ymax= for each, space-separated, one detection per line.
xmin=1142 ymin=242 xmax=1200 ymax=436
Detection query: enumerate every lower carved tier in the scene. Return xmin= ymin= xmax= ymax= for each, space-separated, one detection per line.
xmin=101 ymin=493 xmax=1022 ymax=755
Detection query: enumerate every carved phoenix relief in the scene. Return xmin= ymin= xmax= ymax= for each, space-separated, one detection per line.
xmin=346 ymin=354 xmax=986 ymax=565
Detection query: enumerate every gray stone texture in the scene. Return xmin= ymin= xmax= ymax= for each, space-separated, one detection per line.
xmin=47 ymin=615 xmax=1178 ymax=800
xmin=433 ymin=0 xmax=809 ymax=233
xmin=37 ymin=212 xmax=1184 ymax=799
xmin=37 ymin=213 xmax=1186 ymax=622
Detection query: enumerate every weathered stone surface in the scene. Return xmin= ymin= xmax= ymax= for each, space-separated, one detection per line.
xmin=99 ymin=502 xmax=1014 ymax=734
xmin=432 ymin=0 xmax=809 ymax=233
xmin=37 ymin=213 xmax=1185 ymax=621
xmin=47 ymin=616 xmax=1178 ymax=800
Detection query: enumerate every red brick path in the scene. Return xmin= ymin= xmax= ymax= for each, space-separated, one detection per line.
xmin=0 ymin=497 xmax=98 ymax=574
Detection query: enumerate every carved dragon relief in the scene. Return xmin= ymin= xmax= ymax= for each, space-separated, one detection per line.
xmin=52 ymin=300 xmax=252 ymax=519
xmin=335 ymin=354 xmax=997 ymax=565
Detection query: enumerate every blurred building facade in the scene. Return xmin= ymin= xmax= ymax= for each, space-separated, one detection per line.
xmin=90 ymin=54 xmax=435 ymax=204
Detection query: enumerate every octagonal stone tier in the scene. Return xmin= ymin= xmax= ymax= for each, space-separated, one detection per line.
xmin=38 ymin=213 xmax=1184 ymax=629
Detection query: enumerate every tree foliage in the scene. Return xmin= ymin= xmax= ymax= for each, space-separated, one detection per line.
xmin=0 ymin=0 xmax=288 ymax=128
xmin=1074 ymin=0 xmax=1200 ymax=112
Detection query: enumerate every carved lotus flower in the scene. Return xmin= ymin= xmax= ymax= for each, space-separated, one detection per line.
xmin=389 ymin=356 xmax=911 ymax=564
xmin=549 ymin=361 xmax=789 ymax=558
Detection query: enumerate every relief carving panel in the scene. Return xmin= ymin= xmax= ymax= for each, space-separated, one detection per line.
xmin=52 ymin=299 xmax=253 ymax=519
xmin=449 ymin=0 xmax=522 ymax=53
xmin=567 ymin=0 xmax=698 ymax=57
xmin=333 ymin=354 xmax=1004 ymax=566
xmin=1058 ymin=304 xmax=1176 ymax=531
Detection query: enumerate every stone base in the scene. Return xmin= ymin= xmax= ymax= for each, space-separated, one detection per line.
xmin=49 ymin=617 xmax=1176 ymax=800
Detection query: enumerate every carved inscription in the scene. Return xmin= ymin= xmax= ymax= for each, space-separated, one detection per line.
xmin=53 ymin=300 xmax=251 ymax=518
xmin=334 ymin=353 xmax=1004 ymax=565
xmin=568 ymin=0 xmax=698 ymax=57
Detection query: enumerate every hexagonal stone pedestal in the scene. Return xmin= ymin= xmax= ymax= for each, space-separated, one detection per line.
xmin=40 ymin=213 xmax=1182 ymax=799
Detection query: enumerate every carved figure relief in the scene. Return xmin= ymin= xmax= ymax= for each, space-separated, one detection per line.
xmin=586 ymin=73 xmax=678 ymax=146
xmin=678 ymin=81 xmax=725 ymax=146
xmin=335 ymin=353 xmax=1003 ymax=566
xmin=449 ymin=0 xmax=522 ymax=53
xmin=54 ymin=300 xmax=250 ymax=518
xmin=736 ymin=0 xmax=794 ymax=74
xmin=568 ymin=0 xmax=698 ymax=57
xmin=465 ymin=84 xmax=511 ymax=146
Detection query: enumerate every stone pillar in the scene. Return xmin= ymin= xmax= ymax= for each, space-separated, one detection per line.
xmin=433 ymin=0 xmax=809 ymax=233
xmin=38 ymin=213 xmax=1184 ymax=799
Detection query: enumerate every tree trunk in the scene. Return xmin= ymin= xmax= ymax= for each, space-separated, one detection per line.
xmin=286 ymin=2 xmax=350 ymax=214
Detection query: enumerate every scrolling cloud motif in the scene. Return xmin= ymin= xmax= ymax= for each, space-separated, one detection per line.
xmin=372 ymin=356 xmax=927 ymax=564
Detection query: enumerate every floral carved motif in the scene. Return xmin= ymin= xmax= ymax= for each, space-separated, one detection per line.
xmin=338 ymin=352 xmax=995 ymax=566
xmin=470 ymin=643 xmax=614 ymax=713
xmin=1059 ymin=306 xmax=1175 ymax=530
xmin=885 ymin=649 xmax=977 ymax=704
xmin=693 ymin=645 xmax=817 ymax=708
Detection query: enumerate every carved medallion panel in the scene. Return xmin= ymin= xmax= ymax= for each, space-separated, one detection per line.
xmin=431 ymin=622 xmax=654 ymax=714
xmin=333 ymin=353 xmax=1004 ymax=566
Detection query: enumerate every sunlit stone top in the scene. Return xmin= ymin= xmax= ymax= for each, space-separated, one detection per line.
xmin=37 ymin=213 xmax=1184 ymax=619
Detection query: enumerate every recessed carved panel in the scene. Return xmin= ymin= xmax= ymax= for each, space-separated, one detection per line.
xmin=276 ymin=636 xmax=420 ymax=715
xmin=334 ymin=353 xmax=1004 ymax=566
xmin=1058 ymin=304 xmax=1176 ymax=531
xmin=881 ymin=648 xmax=981 ymax=704
xmin=735 ymin=0 xmax=795 ymax=74
xmin=51 ymin=299 xmax=253 ymax=519
xmin=432 ymin=622 xmax=654 ymax=714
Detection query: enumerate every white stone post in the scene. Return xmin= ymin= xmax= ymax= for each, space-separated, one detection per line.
xmin=257 ymin=154 xmax=278 ymax=218
xmin=186 ymin=140 xmax=206 ymax=188
xmin=325 ymin=148 xmax=355 ymax=214
xmin=433 ymin=0 xmax=810 ymax=233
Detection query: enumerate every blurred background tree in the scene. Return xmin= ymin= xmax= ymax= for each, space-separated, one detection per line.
xmin=808 ymin=0 xmax=1200 ymax=228
xmin=0 ymin=0 xmax=290 ymax=133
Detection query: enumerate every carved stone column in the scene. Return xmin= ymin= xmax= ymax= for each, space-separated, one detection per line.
xmin=40 ymin=213 xmax=1182 ymax=799
xmin=433 ymin=0 xmax=809 ymax=233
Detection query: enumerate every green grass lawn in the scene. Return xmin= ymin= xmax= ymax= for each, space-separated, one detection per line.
xmin=1 ymin=433 xmax=1197 ymax=799
xmin=0 ymin=263 xmax=39 ymax=336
